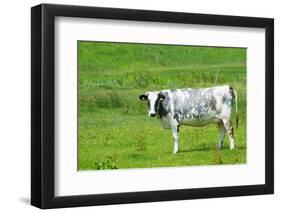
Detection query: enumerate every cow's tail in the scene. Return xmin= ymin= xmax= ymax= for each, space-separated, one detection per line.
xmin=233 ymin=89 xmax=239 ymax=130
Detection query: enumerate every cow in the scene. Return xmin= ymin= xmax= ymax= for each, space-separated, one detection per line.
xmin=139 ymin=85 xmax=238 ymax=153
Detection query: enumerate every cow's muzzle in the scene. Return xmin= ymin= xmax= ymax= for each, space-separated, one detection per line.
xmin=149 ymin=113 xmax=156 ymax=117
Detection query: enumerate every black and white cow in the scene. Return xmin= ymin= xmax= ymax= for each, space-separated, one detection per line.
xmin=139 ymin=85 xmax=238 ymax=153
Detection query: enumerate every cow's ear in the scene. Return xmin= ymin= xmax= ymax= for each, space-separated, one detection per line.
xmin=159 ymin=93 xmax=165 ymax=101
xmin=139 ymin=95 xmax=148 ymax=101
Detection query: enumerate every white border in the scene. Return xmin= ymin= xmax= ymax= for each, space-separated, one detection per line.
xmin=55 ymin=17 xmax=265 ymax=196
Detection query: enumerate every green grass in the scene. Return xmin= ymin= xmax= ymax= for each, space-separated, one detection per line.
xmin=78 ymin=41 xmax=247 ymax=170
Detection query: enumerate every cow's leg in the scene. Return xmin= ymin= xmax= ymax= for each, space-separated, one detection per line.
xmin=217 ymin=122 xmax=226 ymax=149
xmin=171 ymin=120 xmax=180 ymax=154
xmin=222 ymin=119 xmax=235 ymax=150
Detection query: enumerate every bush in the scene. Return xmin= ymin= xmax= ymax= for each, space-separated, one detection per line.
xmin=93 ymin=90 xmax=122 ymax=108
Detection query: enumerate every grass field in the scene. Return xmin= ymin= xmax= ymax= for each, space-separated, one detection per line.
xmin=78 ymin=41 xmax=247 ymax=170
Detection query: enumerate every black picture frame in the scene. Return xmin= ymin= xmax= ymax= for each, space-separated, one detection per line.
xmin=31 ymin=3 xmax=274 ymax=209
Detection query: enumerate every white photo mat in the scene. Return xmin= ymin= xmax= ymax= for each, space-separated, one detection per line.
xmin=54 ymin=17 xmax=265 ymax=196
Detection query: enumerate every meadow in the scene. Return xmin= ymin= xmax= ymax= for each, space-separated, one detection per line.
xmin=78 ymin=41 xmax=247 ymax=170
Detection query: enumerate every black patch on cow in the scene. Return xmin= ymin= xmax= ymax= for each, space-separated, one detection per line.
xmin=147 ymin=100 xmax=151 ymax=110
xmin=173 ymin=113 xmax=180 ymax=123
xmin=146 ymin=93 xmax=167 ymax=116
xmin=209 ymin=95 xmax=217 ymax=110
xmin=158 ymin=92 xmax=170 ymax=118
xmin=222 ymin=94 xmax=227 ymax=103
xmin=154 ymin=97 xmax=160 ymax=113
xmin=229 ymin=86 xmax=235 ymax=98
xmin=196 ymin=106 xmax=204 ymax=119
xmin=158 ymin=103 xmax=169 ymax=118
xmin=222 ymin=92 xmax=233 ymax=107
xmin=177 ymin=124 xmax=180 ymax=133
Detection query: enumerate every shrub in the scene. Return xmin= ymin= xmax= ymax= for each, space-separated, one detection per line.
xmin=94 ymin=91 xmax=122 ymax=108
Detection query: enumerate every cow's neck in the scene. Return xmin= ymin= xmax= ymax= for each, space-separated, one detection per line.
xmin=158 ymin=102 xmax=169 ymax=119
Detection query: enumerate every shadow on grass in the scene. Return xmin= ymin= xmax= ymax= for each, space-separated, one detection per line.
xmin=179 ymin=145 xmax=246 ymax=153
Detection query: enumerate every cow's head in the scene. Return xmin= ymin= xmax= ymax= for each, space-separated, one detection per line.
xmin=139 ymin=92 xmax=165 ymax=117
